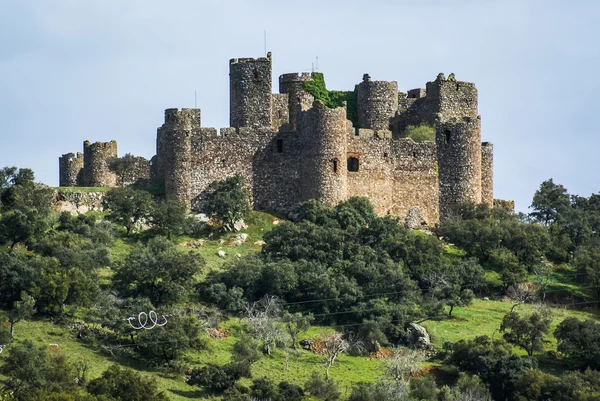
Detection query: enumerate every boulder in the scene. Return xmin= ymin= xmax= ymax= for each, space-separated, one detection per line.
xmin=233 ymin=219 xmax=248 ymax=232
xmin=405 ymin=207 xmax=427 ymax=229
xmin=217 ymin=250 xmax=227 ymax=259
xmin=406 ymin=322 xmax=433 ymax=350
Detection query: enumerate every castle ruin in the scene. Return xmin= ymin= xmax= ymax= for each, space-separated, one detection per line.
xmin=59 ymin=52 xmax=495 ymax=225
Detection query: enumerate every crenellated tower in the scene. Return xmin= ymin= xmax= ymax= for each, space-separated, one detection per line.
xmin=156 ymin=108 xmax=200 ymax=209
xmin=279 ymin=73 xmax=314 ymax=131
xmin=230 ymin=53 xmax=273 ymax=128
xmin=430 ymin=73 xmax=482 ymax=218
xmin=356 ymin=74 xmax=398 ymax=131
xmin=83 ymin=140 xmax=118 ymax=187
xmin=297 ymin=101 xmax=348 ymax=206
xmin=59 ymin=152 xmax=84 ymax=186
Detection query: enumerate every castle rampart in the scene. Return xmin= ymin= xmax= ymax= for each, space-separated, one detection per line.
xmin=61 ymin=53 xmax=498 ymax=226
xmin=83 ymin=140 xmax=117 ymax=187
xmin=59 ymin=152 xmax=84 ymax=186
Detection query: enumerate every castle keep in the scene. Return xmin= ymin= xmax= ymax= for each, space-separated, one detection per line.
xmin=59 ymin=52 xmax=494 ymax=225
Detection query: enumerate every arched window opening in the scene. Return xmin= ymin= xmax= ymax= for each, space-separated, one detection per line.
xmin=276 ymin=139 xmax=283 ymax=153
xmin=444 ymin=129 xmax=452 ymax=144
xmin=347 ymin=157 xmax=359 ymax=172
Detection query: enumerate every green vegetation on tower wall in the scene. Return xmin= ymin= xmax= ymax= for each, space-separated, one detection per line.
xmin=303 ymin=72 xmax=358 ymax=126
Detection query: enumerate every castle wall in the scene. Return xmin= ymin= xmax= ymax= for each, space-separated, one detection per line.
xmin=481 ymin=142 xmax=493 ymax=207
xmin=59 ymin=152 xmax=84 ymax=186
xmin=271 ymin=93 xmax=289 ymax=131
xmin=186 ymin=127 xmax=288 ymax=211
xmin=346 ymin=133 xmax=439 ymax=225
xmin=279 ymin=73 xmax=314 ymax=131
xmin=115 ymin=156 xmax=151 ymax=186
xmin=230 ymin=53 xmax=273 ymax=128
xmin=297 ymin=101 xmax=348 ymax=206
xmin=356 ymin=75 xmax=398 ymax=130
xmin=83 ymin=140 xmax=117 ymax=187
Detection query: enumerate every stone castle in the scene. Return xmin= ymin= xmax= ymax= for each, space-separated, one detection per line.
xmin=59 ymin=52 xmax=495 ymax=225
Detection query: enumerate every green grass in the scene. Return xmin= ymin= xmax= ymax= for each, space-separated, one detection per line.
xmin=175 ymin=211 xmax=278 ymax=273
xmin=4 ymin=210 xmax=600 ymax=400
xmin=421 ymin=298 xmax=600 ymax=371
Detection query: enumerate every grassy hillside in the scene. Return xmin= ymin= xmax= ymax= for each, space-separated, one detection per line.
xmin=2 ymin=210 xmax=600 ymax=400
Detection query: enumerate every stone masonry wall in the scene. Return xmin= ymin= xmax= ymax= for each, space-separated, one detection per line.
xmin=83 ymin=140 xmax=117 ymax=187
xmin=271 ymin=93 xmax=289 ymax=131
xmin=297 ymin=101 xmax=348 ymax=206
xmin=230 ymin=53 xmax=273 ymax=128
xmin=279 ymin=73 xmax=314 ymax=131
xmin=346 ymin=132 xmax=439 ymax=225
xmin=59 ymin=152 xmax=84 ymax=186
xmin=481 ymin=142 xmax=494 ymax=207
xmin=357 ymin=75 xmax=398 ymax=131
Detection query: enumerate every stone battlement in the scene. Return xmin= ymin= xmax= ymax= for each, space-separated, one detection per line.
xmin=59 ymin=52 xmax=495 ymax=225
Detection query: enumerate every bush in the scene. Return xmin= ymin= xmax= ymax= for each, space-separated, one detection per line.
xmin=188 ymin=363 xmax=240 ymax=392
xmin=203 ymin=176 xmax=250 ymax=231
xmin=304 ymin=371 xmax=341 ymax=401
xmin=555 ymin=318 xmax=600 ymax=368
xmin=404 ymin=123 xmax=435 ymax=142
xmin=87 ymin=365 xmax=169 ymax=401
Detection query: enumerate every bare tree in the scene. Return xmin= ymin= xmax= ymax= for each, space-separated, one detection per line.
xmin=382 ymin=348 xmax=425 ymax=391
xmin=322 ymin=332 xmax=349 ymax=380
xmin=507 ymin=283 xmax=536 ymax=312
xmin=282 ymin=312 xmax=313 ymax=350
xmin=245 ymin=296 xmax=287 ymax=355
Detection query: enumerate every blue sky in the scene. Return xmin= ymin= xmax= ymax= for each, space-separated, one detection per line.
xmin=0 ymin=0 xmax=598 ymax=211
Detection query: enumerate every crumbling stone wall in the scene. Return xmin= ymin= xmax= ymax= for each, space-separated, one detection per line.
xmin=115 ymin=156 xmax=151 ymax=186
xmin=59 ymin=152 xmax=84 ymax=186
xmin=481 ymin=142 xmax=494 ymax=207
xmin=271 ymin=93 xmax=289 ymax=131
xmin=279 ymin=73 xmax=314 ymax=131
xmin=230 ymin=53 xmax=273 ymax=128
xmin=83 ymin=140 xmax=118 ymax=187
xmin=357 ymin=75 xmax=398 ymax=131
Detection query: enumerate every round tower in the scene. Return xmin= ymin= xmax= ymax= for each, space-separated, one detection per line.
xmin=83 ymin=141 xmax=117 ymax=187
xmin=297 ymin=100 xmax=348 ymax=206
xmin=436 ymin=115 xmax=482 ymax=218
xmin=229 ymin=52 xmax=273 ymax=128
xmin=160 ymin=108 xmax=199 ymax=210
xmin=59 ymin=152 xmax=84 ymax=187
xmin=481 ymin=142 xmax=494 ymax=207
xmin=155 ymin=108 xmax=200 ymax=188
xmin=356 ymin=74 xmax=398 ymax=130
xmin=279 ymin=73 xmax=314 ymax=131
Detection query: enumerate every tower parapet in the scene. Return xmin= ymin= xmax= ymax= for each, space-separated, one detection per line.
xmin=356 ymin=74 xmax=398 ymax=130
xmin=230 ymin=53 xmax=273 ymax=128
xmin=426 ymin=73 xmax=478 ymax=122
xmin=297 ymin=101 xmax=348 ymax=206
xmin=59 ymin=152 xmax=84 ymax=186
xmin=83 ymin=140 xmax=117 ymax=187
xmin=279 ymin=72 xmax=314 ymax=131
